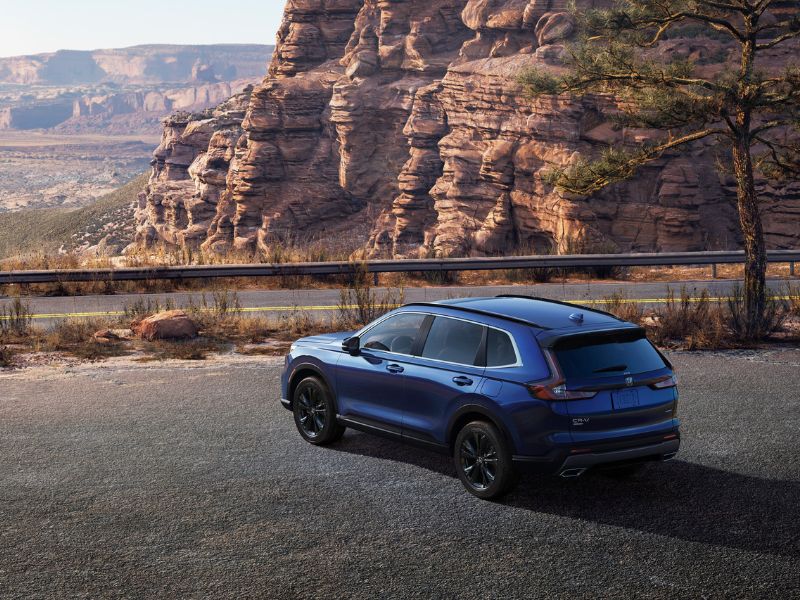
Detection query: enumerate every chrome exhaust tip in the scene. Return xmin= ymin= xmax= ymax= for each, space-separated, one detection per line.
xmin=560 ymin=468 xmax=587 ymax=478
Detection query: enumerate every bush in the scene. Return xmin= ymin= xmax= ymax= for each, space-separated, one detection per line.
xmin=0 ymin=297 xmax=32 ymax=340
xmin=124 ymin=297 xmax=176 ymax=322
xmin=602 ymin=293 xmax=645 ymax=324
xmin=337 ymin=262 xmax=404 ymax=329
xmin=787 ymin=284 xmax=800 ymax=317
xmin=647 ymin=287 xmax=730 ymax=349
xmin=725 ymin=284 xmax=786 ymax=342
xmin=561 ymin=238 xmax=628 ymax=280
xmin=0 ymin=345 xmax=13 ymax=368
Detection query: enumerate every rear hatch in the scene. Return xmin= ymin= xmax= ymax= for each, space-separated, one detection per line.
xmin=549 ymin=329 xmax=678 ymax=445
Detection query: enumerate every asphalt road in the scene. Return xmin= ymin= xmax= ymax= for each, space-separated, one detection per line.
xmin=2 ymin=278 xmax=797 ymax=327
xmin=1 ymin=350 xmax=799 ymax=598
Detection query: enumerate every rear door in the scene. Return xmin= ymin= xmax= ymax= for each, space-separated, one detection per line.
xmin=401 ymin=316 xmax=486 ymax=447
xmin=552 ymin=332 xmax=678 ymax=444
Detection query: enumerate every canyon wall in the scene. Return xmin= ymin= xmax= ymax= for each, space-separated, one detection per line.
xmin=133 ymin=0 xmax=800 ymax=257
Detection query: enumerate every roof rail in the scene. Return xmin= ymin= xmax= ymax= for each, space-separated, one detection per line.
xmin=402 ymin=301 xmax=550 ymax=330
xmin=493 ymin=294 xmax=623 ymax=322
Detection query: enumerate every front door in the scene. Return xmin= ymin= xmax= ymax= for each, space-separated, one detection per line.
xmin=335 ymin=312 xmax=428 ymax=435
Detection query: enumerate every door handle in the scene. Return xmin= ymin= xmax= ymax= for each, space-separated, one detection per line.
xmin=453 ymin=376 xmax=473 ymax=386
xmin=386 ymin=364 xmax=404 ymax=374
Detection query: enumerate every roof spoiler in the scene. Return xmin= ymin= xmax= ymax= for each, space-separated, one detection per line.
xmin=535 ymin=323 xmax=645 ymax=349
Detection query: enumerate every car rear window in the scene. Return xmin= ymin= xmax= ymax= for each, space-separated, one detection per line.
xmin=554 ymin=333 xmax=667 ymax=379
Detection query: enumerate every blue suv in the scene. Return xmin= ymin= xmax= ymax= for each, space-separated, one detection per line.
xmin=280 ymin=296 xmax=680 ymax=499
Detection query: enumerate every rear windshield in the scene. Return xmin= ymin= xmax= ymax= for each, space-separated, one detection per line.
xmin=554 ymin=334 xmax=667 ymax=379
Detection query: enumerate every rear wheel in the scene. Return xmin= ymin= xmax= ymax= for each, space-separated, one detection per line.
xmin=292 ymin=376 xmax=345 ymax=445
xmin=454 ymin=421 xmax=517 ymax=500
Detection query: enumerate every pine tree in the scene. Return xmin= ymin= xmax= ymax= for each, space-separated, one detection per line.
xmin=521 ymin=0 xmax=800 ymax=339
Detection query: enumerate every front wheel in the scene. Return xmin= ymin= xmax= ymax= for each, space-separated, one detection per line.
xmin=454 ymin=421 xmax=517 ymax=500
xmin=292 ymin=376 xmax=345 ymax=445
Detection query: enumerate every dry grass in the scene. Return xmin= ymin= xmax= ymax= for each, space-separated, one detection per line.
xmin=601 ymin=292 xmax=645 ymax=324
xmin=4 ymin=274 xmax=797 ymax=368
xmin=602 ymin=286 xmax=795 ymax=350
xmin=42 ymin=318 xmax=130 ymax=360
xmin=336 ymin=262 xmax=404 ymax=330
xmin=140 ymin=339 xmax=227 ymax=362
xmin=0 ymin=345 xmax=13 ymax=368
xmin=3 ymin=236 xmax=796 ymax=299
xmin=787 ymin=283 xmax=800 ymax=316
xmin=0 ymin=296 xmax=33 ymax=340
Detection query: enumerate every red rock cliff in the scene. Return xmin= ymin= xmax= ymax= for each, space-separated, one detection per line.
xmin=134 ymin=0 xmax=800 ymax=256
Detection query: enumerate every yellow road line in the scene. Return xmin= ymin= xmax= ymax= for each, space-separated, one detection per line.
xmin=1 ymin=296 xmax=795 ymax=321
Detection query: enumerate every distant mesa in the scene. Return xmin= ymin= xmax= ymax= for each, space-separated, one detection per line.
xmin=0 ymin=44 xmax=274 ymax=85
xmin=0 ymin=44 xmax=274 ymax=132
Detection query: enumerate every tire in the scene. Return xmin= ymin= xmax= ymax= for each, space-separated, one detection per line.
xmin=454 ymin=420 xmax=518 ymax=500
xmin=602 ymin=463 xmax=646 ymax=479
xmin=292 ymin=376 xmax=345 ymax=446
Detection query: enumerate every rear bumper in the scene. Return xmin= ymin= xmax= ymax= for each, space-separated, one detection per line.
xmin=558 ymin=438 xmax=679 ymax=472
xmin=513 ymin=437 xmax=680 ymax=474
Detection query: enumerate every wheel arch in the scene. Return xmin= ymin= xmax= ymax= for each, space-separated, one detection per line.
xmin=287 ymin=362 xmax=333 ymax=409
xmin=446 ymin=403 xmax=518 ymax=454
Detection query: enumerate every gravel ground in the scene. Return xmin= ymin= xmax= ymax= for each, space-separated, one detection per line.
xmin=1 ymin=350 xmax=799 ymax=599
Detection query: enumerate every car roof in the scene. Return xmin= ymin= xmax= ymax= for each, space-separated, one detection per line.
xmin=404 ymin=295 xmax=625 ymax=331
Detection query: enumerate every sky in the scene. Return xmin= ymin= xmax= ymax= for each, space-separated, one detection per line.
xmin=0 ymin=0 xmax=286 ymax=58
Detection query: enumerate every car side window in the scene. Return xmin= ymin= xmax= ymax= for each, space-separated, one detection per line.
xmin=486 ymin=328 xmax=518 ymax=367
xmin=421 ymin=317 xmax=485 ymax=366
xmin=360 ymin=313 xmax=427 ymax=354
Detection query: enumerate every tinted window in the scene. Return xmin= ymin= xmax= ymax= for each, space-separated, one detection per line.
xmin=421 ymin=317 xmax=484 ymax=366
xmin=487 ymin=328 xmax=518 ymax=367
xmin=555 ymin=335 xmax=667 ymax=379
xmin=361 ymin=313 xmax=426 ymax=354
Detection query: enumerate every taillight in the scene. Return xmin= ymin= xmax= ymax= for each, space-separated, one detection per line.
xmin=528 ymin=383 xmax=597 ymax=401
xmin=650 ymin=374 xmax=678 ymax=389
xmin=530 ymin=348 xmax=597 ymax=400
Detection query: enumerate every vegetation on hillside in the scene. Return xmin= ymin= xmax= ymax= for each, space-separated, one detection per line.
xmin=0 ymin=172 xmax=147 ymax=259
xmin=521 ymin=0 xmax=800 ymax=339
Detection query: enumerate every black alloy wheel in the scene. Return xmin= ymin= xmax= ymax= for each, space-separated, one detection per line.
xmin=454 ymin=421 xmax=517 ymax=500
xmin=292 ymin=376 xmax=345 ymax=445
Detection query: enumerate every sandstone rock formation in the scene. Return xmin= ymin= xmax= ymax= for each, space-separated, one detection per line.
xmin=133 ymin=0 xmax=800 ymax=257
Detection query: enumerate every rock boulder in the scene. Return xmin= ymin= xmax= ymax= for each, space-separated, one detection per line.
xmin=133 ymin=311 xmax=199 ymax=342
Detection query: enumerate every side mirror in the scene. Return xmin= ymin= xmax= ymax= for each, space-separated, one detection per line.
xmin=342 ymin=336 xmax=361 ymax=356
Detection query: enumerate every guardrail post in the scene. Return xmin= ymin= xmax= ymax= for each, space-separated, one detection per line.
xmin=791 ymin=262 xmax=796 ymax=277
xmin=373 ymin=271 xmax=379 ymax=287
xmin=711 ymin=264 xmax=717 ymax=279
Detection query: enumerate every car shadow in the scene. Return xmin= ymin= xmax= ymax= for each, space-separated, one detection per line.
xmin=331 ymin=430 xmax=800 ymax=558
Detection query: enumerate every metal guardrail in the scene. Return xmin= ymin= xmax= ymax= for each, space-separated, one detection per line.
xmin=0 ymin=250 xmax=798 ymax=285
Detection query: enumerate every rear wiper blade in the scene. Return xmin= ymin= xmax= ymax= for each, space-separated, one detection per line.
xmin=593 ymin=364 xmax=628 ymax=373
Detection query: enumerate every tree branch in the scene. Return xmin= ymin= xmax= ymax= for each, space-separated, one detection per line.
xmin=756 ymin=29 xmax=800 ymax=51
xmin=548 ymin=128 xmax=727 ymax=195
xmin=754 ymin=135 xmax=800 ymax=176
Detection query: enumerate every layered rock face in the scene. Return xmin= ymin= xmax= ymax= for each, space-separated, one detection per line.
xmin=134 ymin=0 xmax=800 ymax=256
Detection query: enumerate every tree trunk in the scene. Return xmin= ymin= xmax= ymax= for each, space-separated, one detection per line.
xmin=731 ymin=135 xmax=767 ymax=339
